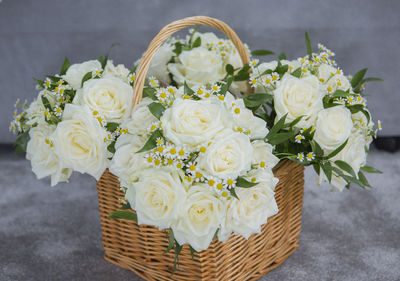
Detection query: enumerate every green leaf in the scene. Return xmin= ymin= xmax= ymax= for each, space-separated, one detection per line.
xmin=14 ymin=131 xmax=30 ymax=154
xmin=41 ymin=96 xmax=52 ymax=110
xmin=46 ymin=75 xmax=62 ymax=82
xmin=229 ymin=188 xmax=239 ymax=199
xmin=360 ymin=165 xmax=383 ymax=174
xmin=173 ymin=42 xmax=182 ymax=56
xmin=362 ymin=77 xmax=384 ymax=83
xmin=107 ymin=141 xmax=116 ymax=153
xmin=234 ymin=71 xmax=250 ymax=81
xmin=342 ymin=174 xmax=365 ymax=189
xmin=283 ymin=115 xmax=303 ymax=129
xmin=333 ymin=90 xmax=350 ymax=98
xmin=236 ymin=176 xmax=258 ymax=188
xmin=276 ymin=61 xmax=289 ymax=77
xmin=173 ymin=240 xmax=183 ymax=273
xmin=60 ymin=57 xmax=71 ymax=75
xmin=325 ymin=139 xmax=348 ymax=159
xmin=251 ymin=49 xmax=274 ymax=56
xmin=165 ymin=229 xmax=175 ymax=253
xmin=142 ymin=87 xmax=157 ymax=100
xmin=192 ymin=36 xmax=201 ymax=48
xmin=334 ymin=160 xmax=356 ymax=177
xmin=136 ymin=129 xmax=163 ymax=153
xmin=348 ymin=104 xmax=364 ymax=114
xmin=184 ymin=81 xmax=195 ymax=96
xmin=81 ymin=71 xmax=92 ymax=87
xmin=278 ymin=52 xmax=287 ymax=60
xmin=120 ymin=202 xmax=131 ymax=210
xmin=105 ymin=122 xmax=119 ymax=132
xmin=291 ymin=67 xmax=302 ymax=78
xmin=108 ymin=210 xmax=138 ymax=222
xmin=311 ymin=141 xmax=324 ymax=157
xmin=268 ymin=132 xmax=293 ymax=145
xmin=358 ymin=171 xmax=372 ymax=188
xmin=313 ymin=163 xmax=320 ymax=175
xmin=244 ymin=93 xmax=273 ymax=108
xmin=148 ymin=102 xmax=166 ymax=120
xmin=351 ymin=68 xmax=368 ymax=88
xmin=305 ymin=32 xmax=312 ymax=59
xmin=321 ymin=161 xmax=333 ymax=182
xmin=219 ymin=77 xmax=233 ymax=96
xmin=225 ymin=64 xmax=234 ymax=75
xmin=266 ymin=113 xmax=287 ymax=140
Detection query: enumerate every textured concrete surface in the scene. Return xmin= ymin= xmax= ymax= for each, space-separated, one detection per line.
xmin=0 ymin=147 xmax=399 ymax=281
xmin=0 ymin=0 xmax=399 ymax=142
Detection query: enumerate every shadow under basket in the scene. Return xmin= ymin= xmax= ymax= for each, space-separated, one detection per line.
xmin=96 ymin=159 xmax=305 ymax=281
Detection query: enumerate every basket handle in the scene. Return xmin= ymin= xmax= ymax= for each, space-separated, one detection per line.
xmin=132 ymin=16 xmax=251 ymax=108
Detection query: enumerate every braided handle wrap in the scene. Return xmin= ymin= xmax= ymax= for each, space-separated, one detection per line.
xmin=132 ymin=16 xmax=250 ymax=108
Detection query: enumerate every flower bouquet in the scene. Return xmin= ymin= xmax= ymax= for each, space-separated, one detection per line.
xmin=10 ymin=16 xmax=382 ymax=281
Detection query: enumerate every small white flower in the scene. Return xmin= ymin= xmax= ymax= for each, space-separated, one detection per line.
xmin=378 ymin=120 xmax=382 ymax=131
xmin=306 ymin=152 xmax=315 ymax=161
xmin=148 ymin=76 xmax=159 ymax=87
xmin=295 ymin=134 xmax=305 ymax=143
xmin=210 ymin=84 xmax=220 ymax=94
xmin=297 ymin=153 xmax=305 ymax=162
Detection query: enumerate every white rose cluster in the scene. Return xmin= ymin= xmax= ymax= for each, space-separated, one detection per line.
xmin=144 ymin=29 xmax=251 ymax=96
xmin=248 ymin=43 xmax=379 ymax=191
xmin=11 ymin=58 xmax=134 ymax=185
xmin=110 ymin=83 xmax=280 ymax=251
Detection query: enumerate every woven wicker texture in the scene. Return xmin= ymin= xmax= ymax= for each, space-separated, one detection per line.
xmin=96 ymin=16 xmax=305 ymax=280
xmin=97 ymin=160 xmax=304 ymax=281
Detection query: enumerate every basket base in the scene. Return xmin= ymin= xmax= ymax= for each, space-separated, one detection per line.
xmin=103 ymin=238 xmax=299 ymax=281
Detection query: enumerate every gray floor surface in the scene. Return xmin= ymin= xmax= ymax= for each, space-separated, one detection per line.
xmin=0 ymin=148 xmax=399 ymax=281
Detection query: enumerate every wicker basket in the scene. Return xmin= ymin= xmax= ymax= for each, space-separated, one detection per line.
xmin=96 ymin=16 xmax=305 ymax=281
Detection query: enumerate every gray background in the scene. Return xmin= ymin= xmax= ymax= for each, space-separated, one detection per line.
xmin=0 ymin=0 xmax=399 ymax=143
xmin=1 ymin=1 xmax=400 ymax=281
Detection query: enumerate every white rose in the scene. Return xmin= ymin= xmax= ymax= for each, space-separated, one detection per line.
xmin=281 ymin=59 xmax=302 ymax=72
xmin=327 ymin=74 xmax=351 ymax=92
xmin=63 ymin=60 xmax=101 ymax=89
xmin=109 ymin=134 xmax=149 ymax=187
xmin=25 ymin=95 xmax=45 ymax=127
xmin=333 ymin=132 xmax=367 ymax=173
xmin=319 ymin=133 xmax=367 ymax=191
xmin=74 ymin=76 xmax=133 ymax=122
xmin=168 ymin=47 xmax=225 ymax=86
xmin=274 ymin=74 xmax=324 ymax=128
xmin=148 ymin=43 xmax=175 ymax=84
xmin=53 ymin=104 xmax=109 ymax=180
xmin=219 ymin=169 xmax=278 ymax=241
xmin=121 ymin=98 xmax=158 ymax=135
xmin=104 ymin=60 xmax=130 ymax=78
xmin=126 ymin=168 xmax=187 ymax=230
xmin=161 ymin=98 xmax=232 ymax=148
xmin=314 ymin=106 xmax=353 ymax=150
xmin=251 ymin=140 xmax=279 ymax=168
xmin=172 ymin=185 xmax=224 ymax=251
xmin=26 ymin=124 xmax=72 ymax=186
xmin=193 ymin=32 xmax=220 ymax=47
xmin=318 ymin=63 xmax=337 ymax=83
xmin=225 ymin=93 xmax=269 ymax=139
xmin=257 ymin=61 xmax=278 ymax=73
xmin=197 ymin=131 xmax=253 ymax=179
